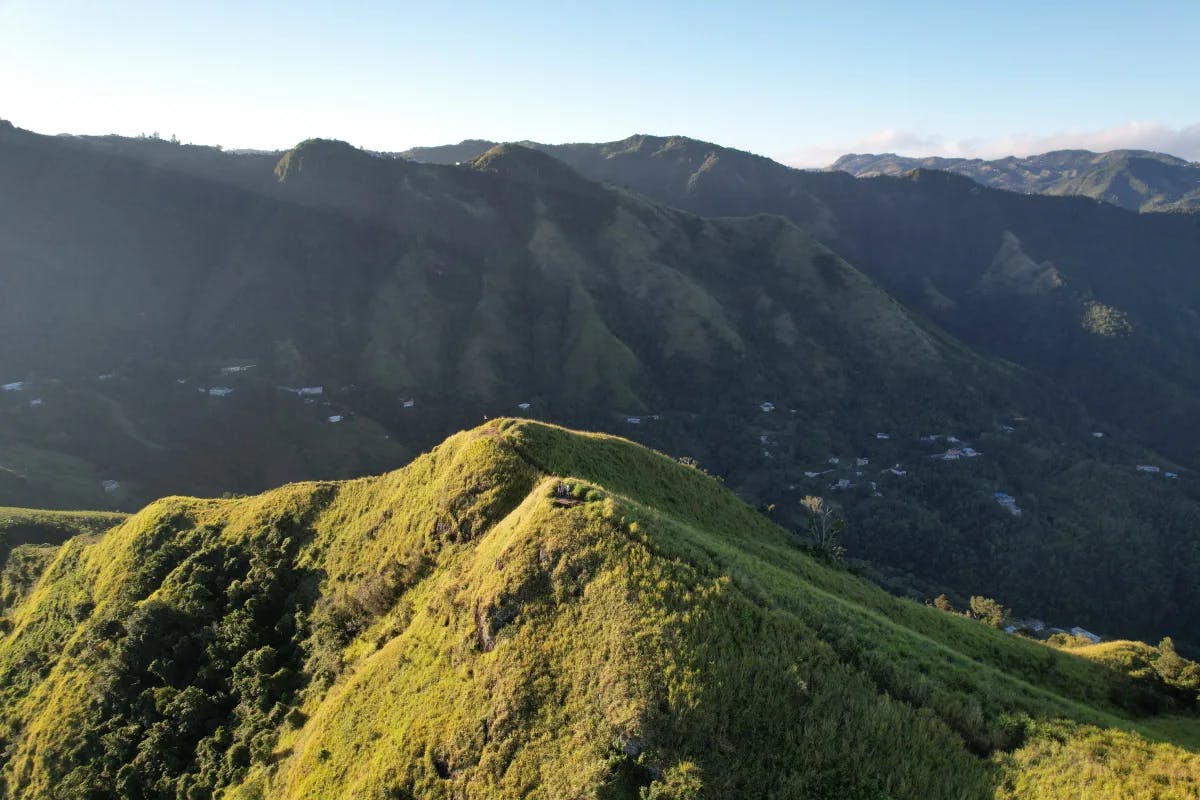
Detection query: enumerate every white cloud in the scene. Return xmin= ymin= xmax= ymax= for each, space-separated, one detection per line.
xmin=785 ymin=121 xmax=1200 ymax=168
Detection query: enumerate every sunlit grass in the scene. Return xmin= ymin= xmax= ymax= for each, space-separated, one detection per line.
xmin=0 ymin=420 xmax=1196 ymax=799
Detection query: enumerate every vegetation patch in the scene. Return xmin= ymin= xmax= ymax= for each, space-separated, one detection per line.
xmin=1082 ymin=300 xmax=1134 ymax=336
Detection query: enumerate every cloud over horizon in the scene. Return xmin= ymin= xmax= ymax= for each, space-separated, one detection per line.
xmin=787 ymin=121 xmax=1200 ymax=168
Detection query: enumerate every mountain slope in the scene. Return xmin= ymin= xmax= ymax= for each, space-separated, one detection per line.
xmin=831 ymin=149 xmax=1200 ymax=213
xmin=7 ymin=124 xmax=1200 ymax=649
xmin=0 ymin=123 xmax=1011 ymax=506
xmin=0 ymin=506 xmax=127 ymax=557
xmin=521 ymin=135 xmax=1200 ymax=469
xmin=0 ymin=420 xmax=1197 ymax=799
xmin=387 ymin=135 xmax=1200 ymax=647
xmin=398 ymin=138 xmax=498 ymax=165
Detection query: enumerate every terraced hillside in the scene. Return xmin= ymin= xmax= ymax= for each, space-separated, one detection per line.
xmin=0 ymin=421 xmax=1196 ymax=799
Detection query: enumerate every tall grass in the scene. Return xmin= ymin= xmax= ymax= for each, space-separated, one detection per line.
xmin=0 ymin=420 xmax=1195 ymax=799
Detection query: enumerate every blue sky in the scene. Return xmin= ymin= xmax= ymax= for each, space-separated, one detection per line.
xmin=2 ymin=0 xmax=1198 ymax=164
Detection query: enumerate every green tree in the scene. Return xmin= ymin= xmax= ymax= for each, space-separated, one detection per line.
xmin=931 ymin=593 xmax=956 ymax=613
xmin=799 ymin=496 xmax=846 ymax=561
xmin=968 ymin=596 xmax=1009 ymax=628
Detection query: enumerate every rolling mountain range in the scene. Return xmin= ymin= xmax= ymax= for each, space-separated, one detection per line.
xmin=3 ymin=121 xmax=1200 ymax=652
xmin=831 ymin=149 xmax=1200 ymax=213
xmin=490 ymin=135 xmax=1200 ymax=472
xmin=1 ymin=420 xmax=1197 ymax=799
xmin=0 ymin=123 xmax=986 ymax=498
xmin=404 ymin=139 xmax=1200 ymax=214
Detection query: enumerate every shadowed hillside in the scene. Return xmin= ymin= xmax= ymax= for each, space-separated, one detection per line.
xmin=0 ymin=122 xmax=1016 ymax=505
xmin=509 ymin=135 xmax=1200 ymax=471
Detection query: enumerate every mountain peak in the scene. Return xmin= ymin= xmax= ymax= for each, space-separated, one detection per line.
xmin=274 ymin=137 xmax=383 ymax=183
xmin=470 ymin=142 xmax=596 ymax=192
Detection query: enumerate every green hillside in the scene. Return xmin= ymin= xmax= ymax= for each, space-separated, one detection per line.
xmin=0 ymin=124 xmax=1027 ymax=515
xmin=0 ymin=420 xmax=1196 ymax=799
xmin=6 ymin=123 xmax=1200 ymax=650
xmin=0 ymin=124 xmax=964 ymax=510
xmin=398 ymin=134 xmax=1200 ymax=476
xmin=0 ymin=506 xmax=127 ymax=552
xmin=522 ymin=135 xmax=1200 ymax=471
xmin=0 ymin=507 xmax=129 ymax=620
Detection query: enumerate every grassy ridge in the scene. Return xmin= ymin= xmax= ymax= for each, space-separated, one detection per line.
xmin=0 ymin=506 xmax=128 ymax=539
xmin=0 ymin=507 xmax=129 ymax=618
xmin=0 ymin=505 xmax=128 ymax=561
xmin=0 ymin=420 xmax=1196 ymax=798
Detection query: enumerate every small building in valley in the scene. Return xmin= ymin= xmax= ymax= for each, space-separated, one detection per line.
xmin=994 ymin=491 xmax=1022 ymax=516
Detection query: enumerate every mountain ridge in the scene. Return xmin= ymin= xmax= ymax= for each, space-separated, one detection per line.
xmin=5 ymin=122 xmax=1200 ymax=651
xmin=468 ymin=133 xmax=1200 ymax=473
xmin=1 ymin=419 xmax=1197 ymax=799
xmin=0 ymin=120 xmax=1000 ymax=503
xmin=397 ymin=135 xmax=1200 ymax=213
xmin=830 ymin=148 xmax=1200 ymax=212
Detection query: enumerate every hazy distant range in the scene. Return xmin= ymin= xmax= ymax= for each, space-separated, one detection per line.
xmin=400 ymin=141 xmax=1200 ymax=214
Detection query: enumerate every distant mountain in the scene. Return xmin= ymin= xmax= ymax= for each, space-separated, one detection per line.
xmin=522 ymin=135 xmax=1200 ymax=472
xmin=6 ymin=123 xmax=1200 ymax=649
xmin=831 ymin=149 xmax=1200 ymax=212
xmin=397 ymin=138 xmax=497 ymax=164
xmin=0 ymin=123 xmax=1001 ymax=505
xmin=2 ymin=420 xmax=1197 ymax=799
